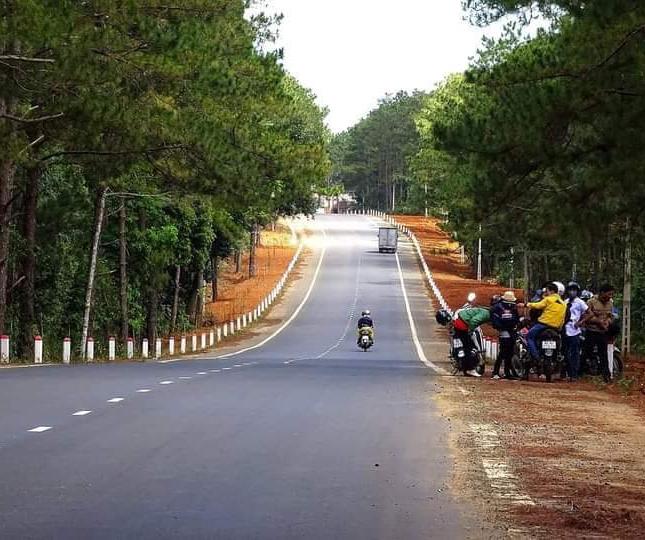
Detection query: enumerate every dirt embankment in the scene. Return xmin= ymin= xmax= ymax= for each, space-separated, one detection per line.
xmin=397 ymin=215 xmax=645 ymax=538
xmin=204 ymin=226 xmax=297 ymax=325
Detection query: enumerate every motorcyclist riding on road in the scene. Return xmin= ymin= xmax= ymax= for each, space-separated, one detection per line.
xmin=357 ymin=310 xmax=374 ymax=346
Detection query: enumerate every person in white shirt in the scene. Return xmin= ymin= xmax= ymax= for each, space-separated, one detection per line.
xmin=564 ymin=282 xmax=588 ymax=381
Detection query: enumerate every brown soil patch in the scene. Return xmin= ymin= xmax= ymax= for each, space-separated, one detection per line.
xmin=204 ymin=226 xmax=297 ymax=325
xmin=436 ymin=379 xmax=645 ymax=539
xmin=394 ymin=215 xmax=525 ymax=313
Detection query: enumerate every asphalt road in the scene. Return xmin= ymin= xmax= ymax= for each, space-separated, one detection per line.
xmin=0 ymin=215 xmax=470 ymax=539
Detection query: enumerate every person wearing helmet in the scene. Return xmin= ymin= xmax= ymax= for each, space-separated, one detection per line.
xmin=357 ymin=310 xmax=374 ymax=346
xmin=553 ymin=281 xmax=566 ymax=298
xmin=435 ymin=309 xmax=452 ymax=327
xmin=525 ymin=282 xmax=567 ymax=362
xmin=563 ymin=281 xmax=588 ymax=381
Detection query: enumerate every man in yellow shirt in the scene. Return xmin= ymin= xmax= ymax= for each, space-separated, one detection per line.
xmin=526 ymin=282 xmax=567 ymax=361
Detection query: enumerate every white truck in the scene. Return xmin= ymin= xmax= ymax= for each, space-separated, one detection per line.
xmin=378 ymin=227 xmax=398 ymax=253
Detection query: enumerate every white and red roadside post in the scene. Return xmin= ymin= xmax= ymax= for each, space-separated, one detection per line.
xmin=127 ymin=337 xmax=134 ymax=359
xmin=223 ymin=324 xmax=228 ymax=338
xmin=180 ymin=335 xmax=186 ymax=354
xmin=63 ymin=337 xmax=71 ymax=364
xmin=142 ymin=338 xmax=149 ymax=359
xmin=242 ymin=314 xmax=247 ymax=328
xmin=201 ymin=333 xmax=206 ymax=350
xmin=86 ymin=337 xmax=94 ymax=362
xmin=108 ymin=337 xmax=116 ymax=361
xmin=229 ymin=321 xmax=235 ymax=335
xmin=155 ymin=338 xmax=162 ymax=359
xmin=217 ymin=327 xmax=222 ymax=342
xmin=191 ymin=334 xmax=197 ymax=352
xmin=168 ymin=337 xmax=175 ymax=356
xmin=34 ymin=336 xmax=43 ymax=363
xmin=209 ymin=330 xmax=214 ymax=347
xmin=0 ymin=335 xmax=9 ymax=363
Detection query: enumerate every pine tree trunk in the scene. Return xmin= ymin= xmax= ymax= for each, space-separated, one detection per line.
xmin=249 ymin=225 xmax=257 ymax=278
xmin=18 ymin=165 xmax=41 ymax=356
xmin=80 ymin=186 xmax=107 ymax=359
xmin=0 ymin=157 xmax=17 ymax=335
xmin=170 ymin=264 xmax=181 ymax=332
xmin=211 ymin=255 xmax=218 ymax=302
xmin=119 ymin=200 xmax=128 ymax=343
xmin=187 ymin=270 xmax=202 ymax=324
xmin=196 ymin=273 xmax=204 ymax=327
xmin=235 ymin=250 xmax=242 ymax=273
xmin=146 ymin=285 xmax=158 ymax=345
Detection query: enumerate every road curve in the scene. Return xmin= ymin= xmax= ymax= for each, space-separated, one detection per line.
xmin=0 ymin=215 xmax=471 ymax=539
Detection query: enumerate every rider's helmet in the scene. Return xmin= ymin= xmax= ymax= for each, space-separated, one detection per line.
xmin=580 ymin=289 xmax=593 ymax=301
xmin=361 ymin=310 xmax=371 ymax=317
xmin=435 ymin=309 xmax=452 ymax=327
xmin=566 ymin=281 xmax=580 ymax=292
xmin=553 ymin=281 xmax=566 ymax=297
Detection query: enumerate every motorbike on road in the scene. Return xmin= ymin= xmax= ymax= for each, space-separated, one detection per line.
xmin=358 ymin=327 xmax=374 ymax=351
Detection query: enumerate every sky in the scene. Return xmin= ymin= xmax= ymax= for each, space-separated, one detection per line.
xmin=262 ymin=0 xmax=505 ymax=133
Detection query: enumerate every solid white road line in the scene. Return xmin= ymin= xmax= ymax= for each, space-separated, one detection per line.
xmin=395 ymin=251 xmax=447 ymax=375
xmin=72 ymin=410 xmax=92 ymax=416
xmin=28 ymin=426 xmax=52 ymax=433
xmin=107 ymin=398 xmax=124 ymax=403
xmin=213 ymin=223 xmax=328 ymax=360
xmin=136 ymin=389 xmax=151 ymax=393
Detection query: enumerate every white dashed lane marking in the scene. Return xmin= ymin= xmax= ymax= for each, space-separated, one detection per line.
xmin=107 ymin=398 xmax=124 ymax=403
xmin=28 ymin=426 xmax=52 ymax=433
xmin=196 ymin=372 xmax=208 ymax=375
xmin=179 ymin=376 xmax=192 ymax=380
xmin=72 ymin=410 xmax=92 ymax=416
xmin=234 ymin=364 xmax=243 ymax=367
xmin=159 ymin=380 xmax=174 ymax=385
xmin=209 ymin=370 xmax=220 ymax=373
xmin=136 ymin=389 xmax=152 ymax=393
xmin=222 ymin=367 xmax=232 ymax=371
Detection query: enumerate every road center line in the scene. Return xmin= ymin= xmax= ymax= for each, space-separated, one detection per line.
xmin=107 ymin=398 xmax=124 ymax=403
xmin=72 ymin=410 xmax=92 ymax=416
xmin=159 ymin=380 xmax=174 ymax=385
xmin=136 ymin=389 xmax=151 ymax=393
xmin=28 ymin=426 xmax=52 ymax=433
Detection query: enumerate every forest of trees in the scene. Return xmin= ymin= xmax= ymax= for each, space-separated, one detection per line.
xmin=0 ymin=1 xmax=330 ymax=359
xmin=332 ymin=0 xmax=645 ymax=349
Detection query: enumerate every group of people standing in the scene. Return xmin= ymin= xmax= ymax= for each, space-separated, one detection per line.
xmin=452 ymin=281 xmax=618 ymax=382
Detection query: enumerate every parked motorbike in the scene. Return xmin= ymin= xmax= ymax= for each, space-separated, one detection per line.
xmin=358 ymin=327 xmax=374 ymax=351
xmin=450 ymin=326 xmax=486 ymax=376
xmin=579 ymin=333 xmax=623 ymax=377
xmin=516 ymin=321 xmax=563 ymax=382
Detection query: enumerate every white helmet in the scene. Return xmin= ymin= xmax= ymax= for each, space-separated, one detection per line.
xmin=553 ymin=281 xmax=566 ymax=296
xmin=362 ymin=310 xmax=371 ymax=316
